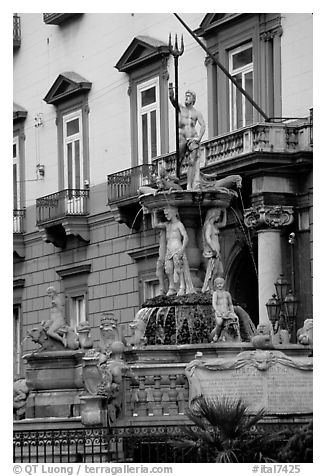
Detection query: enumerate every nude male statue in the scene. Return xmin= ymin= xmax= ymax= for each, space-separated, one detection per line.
xmin=152 ymin=206 xmax=188 ymax=296
xmin=169 ymin=85 xmax=206 ymax=190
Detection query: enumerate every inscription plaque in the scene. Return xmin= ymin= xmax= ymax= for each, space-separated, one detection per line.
xmin=185 ymin=350 xmax=312 ymax=414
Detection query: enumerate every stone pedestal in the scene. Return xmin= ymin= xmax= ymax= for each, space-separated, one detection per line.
xmin=80 ymin=395 xmax=107 ymax=426
xmin=24 ymin=350 xmax=84 ymax=418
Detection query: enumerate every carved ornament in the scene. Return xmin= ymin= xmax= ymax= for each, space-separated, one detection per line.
xmin=244 ymin=205 xmax=294 ymax=229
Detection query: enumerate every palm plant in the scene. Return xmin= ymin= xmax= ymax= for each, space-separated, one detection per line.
xmin=171 ymin=395 xmax=285 ymax=463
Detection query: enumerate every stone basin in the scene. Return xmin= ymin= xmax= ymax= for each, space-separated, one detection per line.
xmin=139 ymin=189 xmax=236 ymax=214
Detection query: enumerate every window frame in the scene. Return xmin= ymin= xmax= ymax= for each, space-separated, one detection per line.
xmin=13 ymin=305 xmax=22 ymax=376
xmin=13 ymin=122 xmax=26 ymax=211
xmin=128 ymin=60 xmax=169 ymax=168
xmin=203 ymin=13 xmax=282 ymax=136
xmin=69 ymin=294 xmax=86 ymax=332
xmin=13 ymin=135 xmax=21 ymax=209
xmin=136 ymin=76 xmax=161 ymax=164
xmin=143 ymin=278 xmax=161 ymax=301
xmin=56 ymin=95 xmax=90 ymax=191
xmin=56 ymin=264 xmax=91 ymax=330
xmin=228 ymin=42 xmax=253 ymax=131
xmin=62 ymin=109 xmax=84 ymax=190
xmin=13 ymin=278 xmax=25 ymax=378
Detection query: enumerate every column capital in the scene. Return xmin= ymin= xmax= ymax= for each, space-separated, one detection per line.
xmin=244 ymin=205 xmax=294 ymax=229
xmin=260 ymin=26 xmax=283 ymax=42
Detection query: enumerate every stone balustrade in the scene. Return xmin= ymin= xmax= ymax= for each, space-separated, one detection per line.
xmin=107 ymin=121 xmax=312 ymax=204
xmin=124 ymin=365 xmax=189 ymax=421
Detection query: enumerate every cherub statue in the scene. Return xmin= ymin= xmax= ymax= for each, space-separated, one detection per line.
xmin=210 ymin=277 xmax=241 ymax=342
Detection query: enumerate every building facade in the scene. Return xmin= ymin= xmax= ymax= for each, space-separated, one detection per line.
xmin=13 ymin=12 xmax=312 ymax=381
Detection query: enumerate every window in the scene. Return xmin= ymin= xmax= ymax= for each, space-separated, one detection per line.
xmin=200 ymin=13 xmax=282 ymax=135
xmin=56 ymin=263 xmax=91 ymax=330
xmin=13 ymin=103 xmax=27 ymax=238
xmin=13 ymin=306 xmax=21 ymax=376
xmin=43 ymin=72 xmax=91 ymax=191
xmin=115 ymin=36 xmax=170 ymax=167
xmin=137 ymin=77 xmax=161 ymax=164
xmin=70 ymin=295 xmax=86 ymax=332
xmin=13 ymin=136 xmax=20 ymax=210
xmin=63 ymin=110 xmax=83 ymax=190
xmin=229 ymin=43 xmax=253 ymax=130
xmin=144 ymin=279 xmax=161 ymax=301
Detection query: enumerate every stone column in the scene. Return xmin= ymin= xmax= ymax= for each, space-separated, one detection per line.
xmin=244 ymin=205 xmax=294 ymax=325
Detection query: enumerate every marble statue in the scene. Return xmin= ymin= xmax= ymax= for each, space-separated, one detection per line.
xmin=129 ymin=311 xmax=148 ymax=346
xmin=138 ymin=166 xmax=182 ymax=196
xmin=44 ymin=286 xmax=67 ymax=346
xmin=99 ymin=313 xmax=119 ymax=353
xmin=156 ymin=228 xmax=167 ymax=295
xmin=297 ymin=318 xmax=313 ymax=346
xmin=201 ymin=208 xmax=227 ymax=292
xmin=251 ymin=323 xmax=274 ymax=349
xmin=169 ymin=85 xmax=206 ymax=190
xmin=28 ymin=286 xmax=79 ymax=351
xmin=13 ymin=378 xmax=29 ymax=420
xmin=209 ymin=277 xmax=241 ymax=342
xmin=76 ymin=321 xmax=93 ymax=349
xmin=152 ymin=206 xmax=194 ymax=296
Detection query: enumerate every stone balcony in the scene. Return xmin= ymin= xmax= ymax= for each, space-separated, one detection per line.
xmin=36 ymin=188 xmax=90 ymax=248
xmin=107 ymin=121 xmax=312 ymax=228
xmin=43 ymin=13 xmax=82 ymax=25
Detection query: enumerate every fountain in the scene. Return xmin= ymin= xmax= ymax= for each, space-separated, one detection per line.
xmin=127 ymin=184 xmax=257 ymax=348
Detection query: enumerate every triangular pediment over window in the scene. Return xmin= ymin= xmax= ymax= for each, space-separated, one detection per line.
xmin=13 ymin=102 xmax=27 ymax=122
xmin=115 ymin=36 xmax=170 ymax=73
xmin=43 ymin=72 xmax=92 ymax=105
xmin=195 ymin=13 xmax=245 ymax=36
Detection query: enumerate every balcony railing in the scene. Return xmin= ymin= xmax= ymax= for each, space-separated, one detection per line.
xmin=13 ymin=209 xmax=25 ymax=233
xmin=107 ymin=163 xmax=158 ymax=204
xmin=43 ymin=13 xmax=81 ymax=25
xmin=13 ymin=14 xmax=21 ymax=49
xmin=107 ymin=121 xmax=312 ymax=204
xmin=36 ymin=189 xmax=89 ymax=225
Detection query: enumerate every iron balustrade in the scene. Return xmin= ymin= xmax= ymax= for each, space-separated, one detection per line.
xmin=36 ymin=189 xmax=89 ymax=225
xmin=107 ymin=122 xmax=313 ymax=204
xmin=13 ymin=425 xmax=205 ymax=463
xmin=13 ymin=427 xmax=109 ymax=463
xmin=13 ymin=209 xmax=25 ymax=233
xmin=107 ymin=163 xmax=158 ymax=203
xmin=13 ymin=14 xmax=21 ymax=48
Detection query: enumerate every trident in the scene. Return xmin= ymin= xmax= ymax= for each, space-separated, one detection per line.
xmin=168 ymin=33 xmax=184 ymax=179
